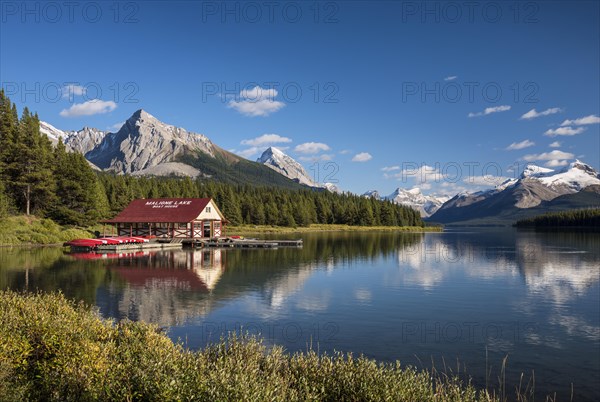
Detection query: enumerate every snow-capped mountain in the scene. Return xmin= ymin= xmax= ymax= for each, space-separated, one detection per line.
xmin=430 ymin=161 xmax=600 ymax=224
xmin=323 ymin=182 xmax=342 ymax=193
xmin=257 ymin=147 xmax=317 ymax=187
xmin=38 ymin=110 xmax=312 ymax=189
xmin=385 ymin=188 xmax=450 ymax=217
xmin=85 ymin=110 xmax=215 ymax=174
xmin=41 ymin=121 xmax=109 ymax=154
xmin=362 ymin=190 xmax=381 ymax=199
xmin=531 ymin=160 xmax=600 ymax=192
xmin=361 ymin=187 xmax=450 ymax=217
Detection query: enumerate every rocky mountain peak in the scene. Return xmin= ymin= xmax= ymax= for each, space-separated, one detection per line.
xmin=565 ymin=160 xmax=599 ymax=177
xmin=257 ymin=147 xmax=317 ymax=187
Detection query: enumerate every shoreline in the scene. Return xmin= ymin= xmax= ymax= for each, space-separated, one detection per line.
xmin=226 ymin=224 xmax=443 ymax=235
xmin=0 ymin=216 xmax=442 ymax=247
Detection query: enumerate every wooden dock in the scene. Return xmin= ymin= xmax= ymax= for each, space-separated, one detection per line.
xmin=186 ymin=238 xmax=303 ymax=249
xmin=69 ymin=241 xmax=182 ymax=253
xmin=67 ymin=237 xmax=302 ymax=253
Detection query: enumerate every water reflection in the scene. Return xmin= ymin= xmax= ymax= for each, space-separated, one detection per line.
xmin=95 ymin=249 xmax=226 ymax=326
xmin=0 ymin=230 xmax=598 ymax=400
xmin=396 ymin=230 xmax=600 ymax=301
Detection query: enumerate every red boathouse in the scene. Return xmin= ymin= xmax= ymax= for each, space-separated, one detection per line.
xmin=103 ymin=198 xmax=227 ymax=239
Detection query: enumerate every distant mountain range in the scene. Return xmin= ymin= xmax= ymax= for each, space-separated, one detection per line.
xmin=428 ymin=161 xmax=600 ymax=225
xmin=362 ymin=188 xmax=450 ymax=217
xmin=40 ymin=110 xmax=600 ymax=224
xmin=41 ymin=110 xmax=311 ymax=189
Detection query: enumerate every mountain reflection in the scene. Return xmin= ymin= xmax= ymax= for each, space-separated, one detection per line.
xmin=397 ymin=230 xmax=600 ymax=301
xmin=396 ymin=229 xmax=600 ymax=350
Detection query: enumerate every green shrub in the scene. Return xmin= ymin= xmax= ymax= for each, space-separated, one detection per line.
xmin=0 ymin=291 xmax=501 ymax=401
xmin=0 ymin=216 xmax=93 ymax=245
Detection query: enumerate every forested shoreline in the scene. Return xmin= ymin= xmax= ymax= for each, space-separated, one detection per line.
xmin=515 ymin=208 xmax=600 ymax=229
xmin=0 ymin=90 xmax=423 ymax=229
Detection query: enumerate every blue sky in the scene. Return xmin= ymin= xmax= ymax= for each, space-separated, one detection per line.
xmin=1 ymin=1 xmax=599 ymax=195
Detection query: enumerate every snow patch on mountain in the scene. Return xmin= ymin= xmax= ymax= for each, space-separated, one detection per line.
xmin=520 ymin=164 xmax=554 ymax=179
xmin=40 ymin=121 xmax=68 ymax=143
xmin=535 ymin=160 xmax=600 ymax=191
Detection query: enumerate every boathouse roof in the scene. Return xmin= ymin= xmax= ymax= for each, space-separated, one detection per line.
xmin=103 ymin=198 xmax=224 ymax=223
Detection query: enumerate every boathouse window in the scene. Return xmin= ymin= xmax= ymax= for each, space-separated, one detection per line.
xmin=177 ymin=223 xmax=187 ymax=229
xmin=206 ymin=206 xmax=211 ymax=213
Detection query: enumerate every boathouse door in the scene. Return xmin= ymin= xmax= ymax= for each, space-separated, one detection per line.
xmin=203 ymin=221 xmax=211 ymax=238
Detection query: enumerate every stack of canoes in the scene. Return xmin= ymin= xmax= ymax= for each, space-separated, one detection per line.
xmin=63 ymin=236 xmax=150 ymax=249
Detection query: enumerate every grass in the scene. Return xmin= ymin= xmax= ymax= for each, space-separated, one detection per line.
xmin=0 ymin=290 xmax=507 ymax=402
xmin=0 ymin=216 xmax=96 ymax=246
xmin=227 ymin=223 xmax=443 ymax=235
xmin=0 ymin=216 xmax=441 ymax=246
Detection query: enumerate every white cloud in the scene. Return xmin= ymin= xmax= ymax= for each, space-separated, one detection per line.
xmin=352 ymin=152 xmax=372 ymax=162
xmin=381 ymin=165 xmax=400 ymax=172
xmin=523 ymin=150 xmax=575 ymax=162
xmin=59 ymin=99 xmax=117 ymax=117
xmin=386 ymin=164 xmax=445 ymax=184
xmin=228 ymin=86 xmax=285 ymax=117
xmin=241 ymin=133 xmax=292 ymax=147
xmin=294 ymin=142 xmax=331 ymax=154
xmin=108 ymin=121 xmax=125 ymax=131
xmin=520 ymin=107 xmax=562 ymax=120
xmin=468 ymin=105 xmax=511 ymax=117
xmin=228 ymin=99 xmax=285 ymax=117
xmin=506 ymin=139 xmax=535 ymax=150
xmin=560 ymin=114 xmax=600 ymax=126
xmin=62 ymin=84 xmax=86 ymax=98
xmin=236 ymin=147 xmax=262 ymax=158
xmin=239 ymin=86 xmax=278 ymax=101
xmin=463 ymin=175 xmax=509 ymax=187
xmin=299 ymin=154 xmax=334 ymax=162
xmin=440 ymin=181 xmax=470 ymax=194
xmin=339 ymin=149 xmax=352 ymax=155
xmin=549 ymin=141 xmax=561 ymax=148
xmin=444 ymin=76 xmax=457 ymax=81
xmin=544 ymin=126 xmax=586 ymax=137
xmin=545 ymin=159 xmax=569 ymax=167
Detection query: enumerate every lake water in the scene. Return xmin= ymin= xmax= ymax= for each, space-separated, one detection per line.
xmin=1 ymin=229 xmax=598 ymax=400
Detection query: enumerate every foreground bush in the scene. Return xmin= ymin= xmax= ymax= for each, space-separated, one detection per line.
xmin=0 ymin=291 xmax=499 ymax=401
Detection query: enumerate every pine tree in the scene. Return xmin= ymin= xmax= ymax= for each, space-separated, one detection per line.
xmin=5 ymin=108 xmax=56 ymax=215
xmin=51 ymin=142 xmax=110 ymax=225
